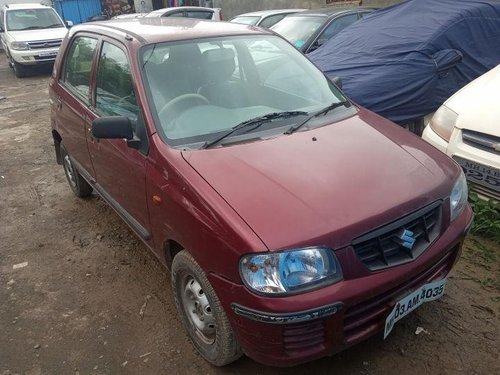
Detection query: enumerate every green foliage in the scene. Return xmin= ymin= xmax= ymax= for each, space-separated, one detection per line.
xmin=469 ymin=193 xmax=500 ymax=242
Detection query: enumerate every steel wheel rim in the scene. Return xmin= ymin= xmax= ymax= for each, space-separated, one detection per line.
xmin=181 ymin=275 xmax=216 ymax=345
xmin=63 ymin=154 xmax=77 ymax=188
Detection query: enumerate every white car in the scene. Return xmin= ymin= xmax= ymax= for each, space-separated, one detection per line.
xmin=0 ymin=3 xmax=69 ymax=77
xmin=422 ymin=64 xmax=500 ymax=201
xmin=230 ymin=9 xmax=306 ymax=28
xmin=145 ymin=6 xmax=222 ymax=21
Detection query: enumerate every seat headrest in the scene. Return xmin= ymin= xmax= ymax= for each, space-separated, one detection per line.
xmin=202 ymin=48 xmax=236 ymax=81
xmin=168 ymin=43 xmax=202 ymax=65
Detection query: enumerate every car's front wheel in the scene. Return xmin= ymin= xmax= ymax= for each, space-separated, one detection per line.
xmin=172 ymin=250 xmax=242 ymax=366
xmin=60 ymin=143 xmax=93 ymax=198
xmin=10 ymin=57 xmax=28 ymax=78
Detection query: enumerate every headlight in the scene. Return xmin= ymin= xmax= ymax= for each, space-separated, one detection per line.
xmin=10 ymin=41 xmax=29 ymax=50
xmin=450 ymin=171 xmax=468 ymax=221
xmin=429 ymin=105 xmax=458 ymax=141
xmin=240 ymin=247 xmax=342 ymax=295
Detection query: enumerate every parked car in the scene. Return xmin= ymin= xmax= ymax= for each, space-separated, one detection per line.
xmin=50 ymin=17 xmax=472 ymax=367
xmin=145 ymin=6 xmax=222 ymax=20
xmin=230 ymin=9 xmax=305 ymax=28
xmin=422 ymin=64 xmax=500 ymax=202
xmin=309 ymin=0 xmax=500 ymax=132
xmin=270 ymin=7 xmax=375 ymax=54
xmin=0 ymin=3 xmax=70 ymax=77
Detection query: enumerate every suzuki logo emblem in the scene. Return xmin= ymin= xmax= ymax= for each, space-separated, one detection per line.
xmin=395 ymin=229 xmax=416 ymax=250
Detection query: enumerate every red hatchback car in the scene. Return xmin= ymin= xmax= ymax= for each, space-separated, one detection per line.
xmin=49 ymin=18 xmax=473 ymax=366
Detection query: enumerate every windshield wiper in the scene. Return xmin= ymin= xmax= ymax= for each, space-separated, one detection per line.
xmin=47 ymin=23 xmax=64 ymax=28
xmin=284 ymin=100 xmax=351 ymax=135
xmin=202 ymin=111 xmax=307 ymax=149
xmin=17 ymin=26 xmax=44 ymax=30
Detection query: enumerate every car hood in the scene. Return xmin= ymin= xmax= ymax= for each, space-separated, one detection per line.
xmin=182 ymin=109 xmax=457 ymax=251
xmin=446 ymin=64 xmax=500 ymax=137
xmin=7 ymin=28 xmax=68 ymax=42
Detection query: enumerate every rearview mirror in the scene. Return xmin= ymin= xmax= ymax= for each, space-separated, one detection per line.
xmin=92 ymin=116 xmax=141 ymax=149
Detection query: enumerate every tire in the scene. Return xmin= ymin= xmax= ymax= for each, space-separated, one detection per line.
xmin=172 ymin=250 xmax=242 ymax=366
xmin=12 ymin=61 xmax=28 ymax=78
xmin=60 ymin=143 xmax=93 ymax=198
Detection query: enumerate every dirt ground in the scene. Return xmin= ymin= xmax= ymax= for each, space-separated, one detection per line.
xmin=0 ymin=52 xmax=498 ymax=375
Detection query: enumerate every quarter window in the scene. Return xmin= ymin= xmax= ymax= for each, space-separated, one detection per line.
xmin=95 ymin=42 xmax=138 ymax=120
xmin=63 ymin=36 xmax=98 ymax=103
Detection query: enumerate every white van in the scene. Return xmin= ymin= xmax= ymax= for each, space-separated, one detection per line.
xmin=0 ymin=3 xmax=70 ymax=77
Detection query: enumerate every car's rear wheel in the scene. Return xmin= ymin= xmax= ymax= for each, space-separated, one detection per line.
xmin=60 ymin=143 xmax=93 ymax=198
xmin=172 ymin=250 xmax=242 ymax=366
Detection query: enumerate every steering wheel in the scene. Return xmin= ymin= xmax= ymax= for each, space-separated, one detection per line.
xmin=158 ymin=94 xmax=209 ymax=128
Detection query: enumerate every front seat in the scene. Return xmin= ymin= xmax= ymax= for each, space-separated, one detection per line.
xmin=198 ymin=48 xmax=249 ymax=108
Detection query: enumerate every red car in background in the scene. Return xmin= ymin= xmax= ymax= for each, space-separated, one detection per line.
xmin=49 ymin=18 xmax=473 ymax=366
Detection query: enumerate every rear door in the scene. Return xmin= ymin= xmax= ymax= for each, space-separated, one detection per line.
xmin=86 ymin=38 xmax=152 ymax=243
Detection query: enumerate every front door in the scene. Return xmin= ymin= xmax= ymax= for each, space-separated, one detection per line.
xmin=86 ymin=39 xmax=152 ymax=244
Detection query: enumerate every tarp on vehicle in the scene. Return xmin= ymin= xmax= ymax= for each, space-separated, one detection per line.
xmin=309 ymin=0 xmax=500 ymax=123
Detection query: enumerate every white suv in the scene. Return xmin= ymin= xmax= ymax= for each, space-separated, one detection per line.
xmin=0 ymin=3 xmax=70 ymax=77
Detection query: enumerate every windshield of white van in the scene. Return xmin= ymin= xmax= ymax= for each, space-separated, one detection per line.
xmin=6 ymin=9 xmax=64 ymax=31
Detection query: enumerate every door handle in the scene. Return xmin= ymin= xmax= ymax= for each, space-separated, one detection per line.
xmin=55 ymin=96 xmax=62 ymax=111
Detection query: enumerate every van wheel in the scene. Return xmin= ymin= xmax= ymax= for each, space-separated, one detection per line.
xmin=12 ymin=60 xmax=28 ymax=78
xmin=60 ymin=143 xmax=93 ymax=198
xmin=172 ymin=250 xmax=242 ymax=366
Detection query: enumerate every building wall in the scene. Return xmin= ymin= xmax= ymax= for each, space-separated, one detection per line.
xmin=214 ymin=0 xmax=401 ymax=19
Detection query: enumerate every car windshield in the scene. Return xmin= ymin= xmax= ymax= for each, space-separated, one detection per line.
xmin=140 ymin=35 xmax=350 ymax=149
xmin=6 ymin=8 xmax=64 ymax=31
xmin=271 ymin=16 xmax=325 ymax=49
xmin=230 ymin=16 xmax=260 ymax=25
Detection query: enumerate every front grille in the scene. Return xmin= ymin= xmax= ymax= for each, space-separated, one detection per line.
xmin=462 ymin=130 xmax=500 ymax=155
xmin=27 ymin=39 xmax=62 ymax=49
xmin=283 ymin=319 xmax=326 ymax=355
xmin=470 ymin=182 xmax=500 ymax=202
xmin=344 ymin=246 xmax=457 ymax=345
xmin=352 ymin=201 xmax=442 ymax=271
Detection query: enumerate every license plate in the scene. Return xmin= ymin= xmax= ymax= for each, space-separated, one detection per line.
xmin=384 ymin=278 xmax=446 ymax=339
xmin=38 ymin=51 xmax=58 ymax=57
xmin=454 ymin=156 xmax=500 ymax=193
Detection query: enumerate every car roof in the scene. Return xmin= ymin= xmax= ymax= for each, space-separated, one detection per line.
xmin=288 ymin=7 xmax=374 ymax=18
xmin=3 ymin=3 xmax=51 ymax=10
xmin=233 ymin=9 xmax=307 ymax=17
xmin=71 ymin=18 xmax=270 ymax=45
xmin=149 ymin=6 xmax=216 ymax=13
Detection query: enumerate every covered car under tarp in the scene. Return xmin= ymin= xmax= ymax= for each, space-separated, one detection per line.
xmin=309 ymin=0 xmax=500 ymax=124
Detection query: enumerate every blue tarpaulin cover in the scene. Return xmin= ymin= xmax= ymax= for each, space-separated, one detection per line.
xmin=309 ymin=0 xmax=500 ymax=123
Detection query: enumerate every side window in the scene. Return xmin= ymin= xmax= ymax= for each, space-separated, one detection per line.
xmin=259 ymin=14 xmax=286 ymax=28
xmin=185 ymin=11 xmax=213 ymax=20
xmin=63 ymin=36 xmax=98 ymax=102
xmin=320 ymin=14 xmax=359 ymax=41
xmin=95 ymin=42 xmax=138 ymax=121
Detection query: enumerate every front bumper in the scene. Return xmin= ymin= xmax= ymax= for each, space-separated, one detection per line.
xmin=9 ymin=47 xmax=59 ymax=65
xmin=209 ymin=205 xmax=473 ymax=367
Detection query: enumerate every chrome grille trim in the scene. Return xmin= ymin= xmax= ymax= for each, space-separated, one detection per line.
xmin=462 ymin=130 xmax=500 ymax=155
xmin=27 ymin=39 xmax=62 ymax=49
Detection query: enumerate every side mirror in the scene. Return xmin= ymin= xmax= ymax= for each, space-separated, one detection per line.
xmin=0 ymin=26 xmax=4 ymax=32
xmin=332 ymin=76 xmax=342 ymax=89
xmin=65 ymin=20 xmax=73 ymax=28
xmin=433 ymin=49 xmax=463 ymax=74
xmin=92 ymin=116 xmax=141 ymax=149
